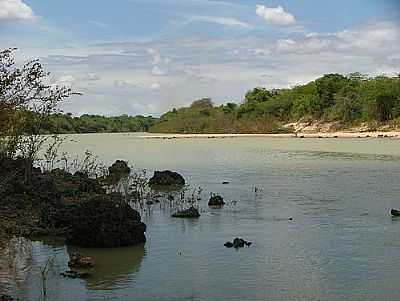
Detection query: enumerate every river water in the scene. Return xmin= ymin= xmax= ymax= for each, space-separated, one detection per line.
xmin=4 ymin=133 xmax=400 ymax=301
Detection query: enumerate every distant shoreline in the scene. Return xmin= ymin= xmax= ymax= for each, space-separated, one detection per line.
xmin=140 ymin=131 xmax=400 ymax=139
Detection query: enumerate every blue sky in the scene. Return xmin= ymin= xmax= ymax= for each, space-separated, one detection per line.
xmin=0 ymin=0 xmax=399 ymax=116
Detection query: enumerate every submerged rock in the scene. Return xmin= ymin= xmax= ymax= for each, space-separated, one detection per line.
xmin=68 ymin=252 xmax=95 ymax=269
xmin=149 ymin=170 xmax=185 ymax=187
xmin=171 ymin=206 xmax=200 ymax=218
xmin=208 ymin=194 xmax=225 ymax=207
xmin=61 ymin=270 xmax=90 ymax=279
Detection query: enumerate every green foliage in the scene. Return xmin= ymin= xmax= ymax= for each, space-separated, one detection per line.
xmin=43 ymin=113 xmax=157 ymax=134
xmin=150 ymin=73 xmax=400 ymax=133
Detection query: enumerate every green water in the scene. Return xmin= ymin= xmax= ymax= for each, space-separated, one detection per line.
xmin=4 ymin=133 xmax=400 ymax=301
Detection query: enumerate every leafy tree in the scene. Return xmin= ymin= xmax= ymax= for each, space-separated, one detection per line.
xmin=0 ymin=48 xmax=75 ymax=167
xmin=245 ymin=87 xmax=272 ymax=103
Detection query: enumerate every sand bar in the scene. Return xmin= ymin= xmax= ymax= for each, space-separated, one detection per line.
xmin=139 ymin=131 xmax=400 ymax=139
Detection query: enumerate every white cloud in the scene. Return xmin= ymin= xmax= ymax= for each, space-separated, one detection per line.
xmin=150 ymin=82 xmax=161 ymax=90
xmin=88 ymin=20 xmax=109 ymax=28
xmin=148 ymin=48 xmax=162 ymax=65
xmin=114 ymin=79 xmax=139 ymax=88
xmin=57 ymin=75 xmax=75 ymax=86
xmin=190 ymin=16 xmax=252 ymax=28
xmin=151 ymin=66 xmax=166 ymax=76
xmin=82 ymin=73 xmax=100 ymax=81
xmin=0 ymin=0 xmax=35 ymax=21
xmin=256 ymin=4 xmax=296 ymax=26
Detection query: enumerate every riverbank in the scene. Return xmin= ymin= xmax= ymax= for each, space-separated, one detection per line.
xmin=139 ymin=131 xmax=400 ymax=139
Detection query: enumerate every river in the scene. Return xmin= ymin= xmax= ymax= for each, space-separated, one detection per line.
xmin=4 ymin=133 xmax=400 ymax=301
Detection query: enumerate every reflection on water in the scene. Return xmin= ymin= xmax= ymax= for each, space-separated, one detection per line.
xmin=0 ymin=237 xmax=32 ymax=296
xmin=66 ymin=244 xmax=145 ymax=291
xmin=3 ymin=134 xmax=400 ymax=300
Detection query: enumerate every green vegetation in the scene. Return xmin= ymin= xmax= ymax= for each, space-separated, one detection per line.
xmin=43 ymin=113 xmax=157 ymax=134
xmin=150 ymin=73 xmax=400 ymax=133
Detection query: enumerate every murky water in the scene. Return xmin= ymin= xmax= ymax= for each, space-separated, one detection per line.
xmin=4 ymin=134 xmax=400 ymax=301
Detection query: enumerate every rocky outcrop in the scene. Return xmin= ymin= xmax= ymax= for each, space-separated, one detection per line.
xmin=63 ymin=196 xmax=146 ymax=247
xmin=208 ymin=194 xmax=225 ymax=207
xmin=171 ymin=206 xmax=200 ymax=218
xmin=148 ymin=170 xmax=185 ymax=187
xmin=0 ymin=158 xmax=146 ymax=248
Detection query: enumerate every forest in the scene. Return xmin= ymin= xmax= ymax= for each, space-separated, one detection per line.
xmin=150 ymin=73 xmax=400 ymax=133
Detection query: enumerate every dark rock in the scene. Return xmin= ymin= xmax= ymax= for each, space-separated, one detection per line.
xmin=245 ymin=241 xmax=252 ymax=247
xmin=224 ymin=241 xmax=233 ymax=248
xmin=68 ymin=252 xmax=95 ymax=269
xmin=208 ymin=194 xmax=225 ymax=207
xmin=60 ymin=270 xmax=90 ymax=279
xmin=146 ymin=200 xmax=154 ymax=205
xmin=149 ymin=170 xmax=185 ymax=187
xmin=171 ymin=206 xmax=200 ymax=218
xmin=224 ymin=237 xmax=252 ymax=249
xmin=108 ymin=160 xmax=130 ymax=177
xmin=233 ymin=238 xmax=245 ymax=248
xmin=222 ymin=181 xmax=230 ymax=184
xmin=63 ymin=195 xmax=146 ymax=247
xmin=391 ymin=208 xmax=400 ymax=217
xmin=0 ymin=295 xmax=14 ymax=301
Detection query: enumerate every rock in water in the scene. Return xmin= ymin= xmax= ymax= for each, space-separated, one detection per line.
xmin=391 ymin=209 xmax=400 ymax=217
xmin=148 ymin=170 xmax=185 ymax=187
xmin=224 ymin=237 xmax=252 ymax=249
xmin=65 ymin=195 xmax=146 ymax=247
xmin=233 ymin=238 xmax=245 ymax=248
xmin=68 ymin=252 xmax=95 ymax=269
xmin=224 ymin=241 xmax=233 ymax=248
xmin=60 ymin=270 xmax=90 ymax=279
xmin=208 ymin=194 xmax=225 ymax=207
xmin=171 ymin=207 xmax=200 ymax=218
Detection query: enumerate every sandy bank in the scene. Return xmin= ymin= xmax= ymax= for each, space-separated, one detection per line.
xmin=139 ymin=131 xmax=400 ymax=139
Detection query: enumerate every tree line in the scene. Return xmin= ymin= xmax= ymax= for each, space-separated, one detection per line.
xmin=150 ymin=73 xmax=400 ymax=133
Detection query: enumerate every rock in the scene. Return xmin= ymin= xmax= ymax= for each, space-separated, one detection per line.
xmin=0 ymin=295 xmax=15 ymax=301
xmin=64 ymin=195 xmax=146 ymax=247
xmin=222 ymin=181 xmax=230 ymax=184
xmin=224 ymin=241 xmax=233 ymax=248
xmin=149 ymin=170 xmax=185 ymax=187
xmin=208 ymin=194 xmax=225 ymax=207
xmin=391 ymin=208 xmax=400 ymax=217
xmin=146 ymin=200 xmax=154 ymax=205
xmin=108 ymin=160 xmax=131 ymax=177
xmin=171 ymin=206 xmax=200 ymax=218
xmin=233 ymin=238 xmax=245 ymax=248
xmin=224 ymin=237 xmax=252 ymax=249
xmin=68 ymin=252 xmax=95 ymax=269
xmin=60 ymin=270 xmax=90 ymax=279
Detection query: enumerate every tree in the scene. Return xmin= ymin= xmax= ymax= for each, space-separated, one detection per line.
xmin=244 ymin=87 xmax=272 ymax=103
xmin=315 ymin=73 xmax=348 ymax=109
xmin=0 ymin=48 xmax=77 ymax=176
xmin=376 ymin=93 xmax=395 ymax=122
xmin=190 ymin=98 xmax=214 ymax=108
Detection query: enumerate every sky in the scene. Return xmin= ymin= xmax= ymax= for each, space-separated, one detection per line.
xmin=0 ymin=0 xmax=399 ymax=116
